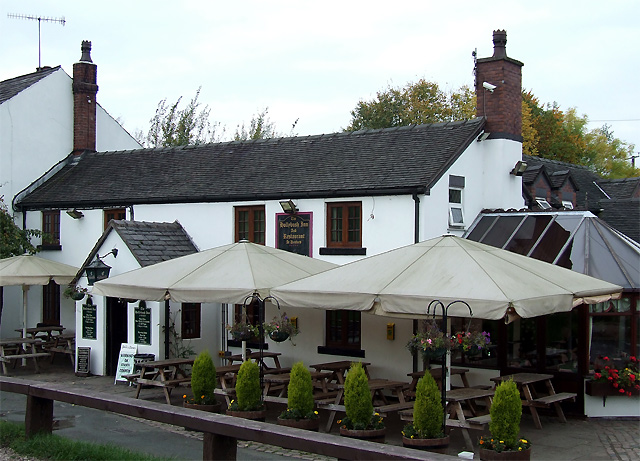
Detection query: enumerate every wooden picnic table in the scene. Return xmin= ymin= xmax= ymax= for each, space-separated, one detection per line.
xmin=131 ymin=357 xmax=194 ymax=405
xmin=0 ymin=337 xmax=49 ymax=375
xmin=320 ymin=378 xmax=408 ymax=432
xmin=399 ymin=387 xmax=495 ymax=451
xmin=490 ymin=372 xmax=576 ymax=429
xmin=47 ymin=332 xmax=76 ymax=367
xmin=223 ymin=351 xmax=282 ymax=369
xmin=406 ymin=367 xmax=470 ymax=395
xmin=309 ymin=360 xmax=371 ymax=384
xmin=16 ymin=325 xmax=65 ymax=340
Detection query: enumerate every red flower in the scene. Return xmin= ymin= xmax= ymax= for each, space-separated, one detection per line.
xmin=608 ymin=377 xmax=614 ymax=381
xmin=627 ymin=392 xmax=632 ymax=396
xmin=630 ymin=374 xmax=636 ymax=381
xmin=603 ymin=356 xmax=609 ymax=361
xmin=594 ymin=372 xmax=602 ymax=379
xmin=613 ymin=382 xmax=618 ymax=388
xmin=619 ymin=388 xmax=625 ymax=394
xmin=630 ymin=356 xmax=637 ymax=362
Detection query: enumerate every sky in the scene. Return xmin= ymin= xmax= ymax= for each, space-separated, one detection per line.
xmin=1 ymin=1 xmax=639 ymax=159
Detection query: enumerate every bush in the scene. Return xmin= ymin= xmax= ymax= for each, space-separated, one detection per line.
xmin=343 ymin=362 xmax=380 ymax=430
xmin=189 ymin=350 xmax=217 ymax=405
xmin=235 ymin=360 xmax=262 ymax=411
xmin=412 ymin=373 xmax=444 ymax=438
xmin=280 ymin=362 xmax=317 ymax=420
xmin=489 ymin=379 xmax=522 ymax=448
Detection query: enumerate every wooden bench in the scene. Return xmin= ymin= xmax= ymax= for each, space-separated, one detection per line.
xmin=373 ymin=401 xmax=414 ymax=417
xmin=0 ymin=352 xmax=51 ymax=361
xmin=527 ymin=392 xmax=577 ymax=407
xmin=136 ymin=377 xmax=191 ymax=387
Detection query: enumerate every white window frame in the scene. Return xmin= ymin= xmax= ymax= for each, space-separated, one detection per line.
xmin=448 ymin=187 xmax=465 ymax=228
xmin=561 ymin=200 xmax=574 ymax=209
xmin=536 ymin=198 xmax=552 ymax=210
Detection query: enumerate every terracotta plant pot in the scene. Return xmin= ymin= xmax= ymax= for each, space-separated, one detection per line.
xmin=277 ymin=416 xmax=319 ymax=431
xmin=226 ymin=409 xmax=267 ymax=421
xmin=339 ymin=427 xmax=386 ymax=443
xmin=402 ymin=435 xmax=450 ymax=454
xmin=479 ymin=447 xmax=532 ymax=460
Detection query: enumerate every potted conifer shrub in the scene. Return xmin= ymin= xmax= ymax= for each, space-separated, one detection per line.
xmin=402 ymin=373 xmax=450 ymax=453
xmin=479 ymin=379 xmax=531 ymax=460
xmin=226 ymin=360 xmax=266 ymax=421
xmin=338 ymin=362 xmax=385 ymax=442
xmin=183 ymin=350 xmax=220 ymax=413
xmin=277 ymin=362 xmax=319 ymax=430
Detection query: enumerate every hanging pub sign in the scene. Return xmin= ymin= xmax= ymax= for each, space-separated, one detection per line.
xmin=82 ymin=297 xmax=97 ymax=340
xmin=276 ymin=212 xmax=312 ymax=257
xmin=134 ymin=301 xmax=151 ymax=345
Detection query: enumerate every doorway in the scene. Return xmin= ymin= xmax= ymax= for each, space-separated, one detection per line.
xmin=106 ymin=297 xmax=128 ymax=376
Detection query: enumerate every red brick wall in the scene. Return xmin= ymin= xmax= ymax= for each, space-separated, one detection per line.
xmin=72 ymin=43 xmax=98 ymax=154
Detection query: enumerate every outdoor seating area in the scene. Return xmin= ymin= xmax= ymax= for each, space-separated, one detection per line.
xmin=1 ymin=325 xmax=75 ymax=375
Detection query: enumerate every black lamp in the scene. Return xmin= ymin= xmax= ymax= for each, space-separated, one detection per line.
xmin=279 ymin=199 xmax=298 ymax=214
xmin=85 ymin=248 xmax=118 ymax=285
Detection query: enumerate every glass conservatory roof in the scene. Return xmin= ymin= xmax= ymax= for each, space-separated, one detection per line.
xmin=464 ymin=211 xmax=640 ymax=291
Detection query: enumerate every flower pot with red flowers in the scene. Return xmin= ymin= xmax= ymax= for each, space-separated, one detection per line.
xmin=451 ymin=330 xmax=491 ymax=357
xmin=478 ymin=379 xmax=531 ymax=460
xmin=587 ymin=356 xmax=640 ymax=397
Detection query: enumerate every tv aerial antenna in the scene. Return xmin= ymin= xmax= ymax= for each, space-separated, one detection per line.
xmin=8 ymin=13 xmax=66 ymax=69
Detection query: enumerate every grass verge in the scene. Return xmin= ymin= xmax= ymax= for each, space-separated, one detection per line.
xmin=0 ymin=420 xmax=172 ymax=460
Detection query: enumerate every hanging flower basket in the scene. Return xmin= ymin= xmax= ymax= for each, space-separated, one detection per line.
xmin=451 ymin=331 xmax=491 ymax=356
xmin=269 ymin=330 xmax=290 ymax=342
xmin=406 ymin=321 xmax=451 ymax=360
xmin=226 ymin=321 xmax=258 ymax=342
xmin=263 ymin=312 xmax=299 ymax=344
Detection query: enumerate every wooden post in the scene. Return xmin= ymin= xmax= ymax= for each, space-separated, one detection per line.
xmin=203 ymin=432 xmax=236 ymax=460
xmin=25 ymin=395 xmax=53 ymax=437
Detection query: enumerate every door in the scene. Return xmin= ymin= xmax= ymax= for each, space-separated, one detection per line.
xmin=106 ymin=297 xmax=128 ymax=376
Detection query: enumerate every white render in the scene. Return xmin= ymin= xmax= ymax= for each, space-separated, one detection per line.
xmin=5 ymin=132 xmax=524 ymax=379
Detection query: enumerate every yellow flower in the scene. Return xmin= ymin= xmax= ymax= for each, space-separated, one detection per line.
xmin=201 ymin=395 xmax=205 ymax=399
xmin=519 ymin=447 xmax=522 ymax=451
xmin=314 ymin=411 xmax=318 ymax=415
xmin=522 ymin=439 xmax=528 ymax=444
xmin=183 ymin=395 xmax=187 ymax=399
xmin=411 ymin=435 xmax=414 ymax=439
xmin=500 ymin=441 xmax=504 ymax=444
xmin=337 ymin=420 xmax=341 ymax=424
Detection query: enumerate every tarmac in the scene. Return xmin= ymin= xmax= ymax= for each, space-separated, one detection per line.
xmin=0 ymin=361 xmax=638 ymax=461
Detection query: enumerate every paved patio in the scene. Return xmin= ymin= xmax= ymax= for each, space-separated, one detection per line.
xmin=1 ymin=361 xmax=638 ymax=460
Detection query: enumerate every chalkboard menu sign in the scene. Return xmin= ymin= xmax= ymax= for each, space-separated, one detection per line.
xmin=76 ymin=347 xmax=90 ymax=376
xmin=82 ymin=298 xmax=97 ymax=340
xmin=276 ymin=212 xmax=312 ymax=256
xmin=134 ymin=302 xmax=151 ymax=345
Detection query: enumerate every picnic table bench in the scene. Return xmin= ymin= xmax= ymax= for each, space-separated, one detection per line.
xmin=0 ymin=338 xmax=50 ymax=375
xmin=491 ymin=373 xmax=576 ymax=429
xmin=131 ymin=357 xmax=194 ymax=405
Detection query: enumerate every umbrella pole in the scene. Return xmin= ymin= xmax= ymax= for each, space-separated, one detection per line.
xmin=22 ymin=286 xmax=29 ymax=367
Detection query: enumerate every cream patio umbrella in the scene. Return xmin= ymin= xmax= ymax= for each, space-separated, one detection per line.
xmin=0 ymin=254 xmax=79 ymax=340
xmin=92 ymin=240 xmax=337 ymax=364
xmin=92 ymin=240 xmax=337 ymax=303
xmin=270 ymin=234 xmax=622 ymax=322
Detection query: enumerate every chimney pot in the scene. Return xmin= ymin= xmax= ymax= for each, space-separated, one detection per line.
xmin=80 ymin=40 xmax=93 ymax=63
xmin=492 ymin=30 xmax=507 ymax=58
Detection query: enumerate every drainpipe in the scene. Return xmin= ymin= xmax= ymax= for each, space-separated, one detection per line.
xmin=412 ymin=192 xmax=421 ymax=373
xmin=164 ymin=300 xmax=170 ymax=359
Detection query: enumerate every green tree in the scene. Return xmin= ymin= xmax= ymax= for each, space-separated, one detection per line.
xmin=0 ymin=197 xmax=40 ymax=258
xmin=233 ymin=107 xmax=297 ymax=141
xmin=138 ymin=87 xmax=223 ymax=147
xmin=345 ymin=79 xmax=475 ymax=131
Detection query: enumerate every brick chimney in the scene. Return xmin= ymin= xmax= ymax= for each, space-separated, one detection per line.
xmin=475 ymin=30 xmax=523 ymax=141
xmin=72 ymin=40 xmax=98 ymax=155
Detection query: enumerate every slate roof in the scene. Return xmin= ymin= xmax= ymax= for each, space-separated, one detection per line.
xmin=0 ymin=66 xmax=60 ymax=104
xmin=597 ymin=199 xmax=640 ymax=244
xmin=524 ymin=155 xmax=605 ymax=211
xmin=598 ymin=178 xmax=640 ymax=200
xmin=15 ymin=118 xmax=485 ymax=210
xmin=77 ymin=220 xmax=198 ymax=281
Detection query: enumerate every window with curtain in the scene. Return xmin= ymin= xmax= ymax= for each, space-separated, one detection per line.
xmin=42 ymin=210 xmax=61 ymax=249
xmin=181 ymin=303 xmax=201 ymax=339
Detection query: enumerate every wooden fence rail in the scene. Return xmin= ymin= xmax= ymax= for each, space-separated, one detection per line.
xmin=0 ymin=377 xmax=452 ymax=460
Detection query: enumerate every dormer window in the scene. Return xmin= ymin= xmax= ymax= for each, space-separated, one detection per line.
xmin=561 ymin=200 xmax=574 ymax=210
